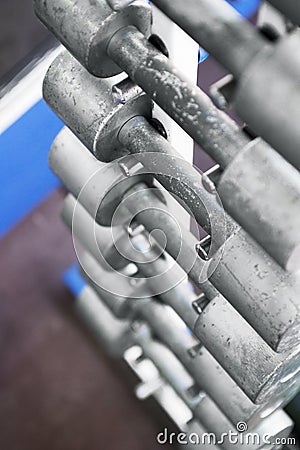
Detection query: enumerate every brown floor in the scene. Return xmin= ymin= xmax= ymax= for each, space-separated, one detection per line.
xmin=0 ymin=189 xmax=173 ymax=450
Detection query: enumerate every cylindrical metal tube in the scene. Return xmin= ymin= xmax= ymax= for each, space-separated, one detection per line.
xmin=150 ymin=0 xmax=300 ymax=171
xmin=143 ymin=259 xmax=300 ymax=403
xmin=111 ymin=229 xmax=200 ymax=329
xmin=194 ymin=294 xmax=300 ymax=404
xmin=49 ymin=127 xmax=227 ymax=293
xmin=107 ymin=26 xmax=248 ymax=168
xmin=79 ymin=243 xmax=300 ymax=411
xmin=151 ymin=0 xmax=267 ymax=77
xmin=133 ymin=297 xmax=297 ymax=419
xmin=61 ymin=190 xmax=130 ymax=271
xmin=44 ymin=53 xmax=153 ymax=164
xmin=55 ymin=133 xmax=300 ymax=353
xmin=138 ymin=338 xmax=291 ymax=450
xmin=209 ymin=228 xmax=300 ymax=353
xmin=34 ymin=0 xmax=152 ymax=77
xmin=73 ymin=285 xmax=131 ymax=357
xmin=78 ymin=249 xmax=262 ymax=427
xmin=218 ymin=138 xmax=300 ymax=272
xmin=72 ymin=284 xmax=223 ymax=447
xmin=194 ymin=397 xmax=294 ymax=450
xmin=121 ymin=182 xmax=217 ymax=299
xmin=76 ymin=280 xmax=295 ymax=445
xmin=61 ymin=194 xmax=155 ymax=302
xmin=46 ymin=53 xmax=300 ymax=273
xmin=40 ymin=2 xmax=300 ymax=169
xmin=120 ymin=117 xmax=300 ymax=273
xmin=121 ymin=183 xmax=300 ymax=354
xmin=132 ymin=299 xmax=262 ymax=426
xmin=232 ymin=30 xmax=300 ymax=171
xmin=118 ymin=116 xmax=232 ymax=240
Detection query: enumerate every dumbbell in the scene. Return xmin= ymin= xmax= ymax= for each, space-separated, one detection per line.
xmin=53 ymin=128 xmax=221 ymax=294
xmin=45 ymin=56 xmax=229 ymax=243
xmin=79 ymin=215 xmax=300 ymax=405
xmin=43 ymin=49 xmax=300 ymax=274
xmin=193 ymin=400 xmax=294 ymax=450
xmin=53 ymin=128 xmax=300 ymax=354
xmin=75 ymin=247 xmax=296 ymax=429
xmin=64 ymin=188 xmax=300 ymax=406
xmin=34 ymin=0 xmax=152 ymax=78
xmin=67 ymin=278 xmax=208 ymax=442
xmin=67 ymin=280 xmax=235 ymax=449
xmin=93 ymin=205 xmax=300 ymax=408
xmin=152 ymin=0 xmax=300 ymax=171
xmin=37 ymin=2 xmax=300 ymax=271
xmin=76 ymin=251 xmax=261 ymax=428
xmin=119 ymin=181 xmax=300 ymax=355
xmin=75 ymin=281 xmax=295 ymax=448
xmin=132 ymin=335 xmax=294 ymax=450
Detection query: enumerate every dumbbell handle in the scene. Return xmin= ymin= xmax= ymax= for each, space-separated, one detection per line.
xmin=107 ymin=25 xmax=249 ymax=169
xmin=46 ymin=51 xmax=300 ymax=272
xmin=77 ymin=212 xmax=300 ymax=404
xmin=113 ymin=227 xmax=300 ymax=404
xmin=151 ymin=0 xmax=267 ymax=77
xmin=54 ymin=131 xmax=300 ymax=353
xmin=149 ymin=0 xmax=300 ymax=171
xmin=117 ymin=116 xmax=234 ymax=241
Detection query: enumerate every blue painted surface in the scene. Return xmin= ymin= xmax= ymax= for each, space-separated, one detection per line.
xmin=198 ymin=0 xmax=261 ymax=63
xmin=63 ymin=264 xmax=87 ymax=297
xmin=0 ymin=99 xmax=63 ymax=237
xmin=226 ymin=0 xmax=261 ymax=17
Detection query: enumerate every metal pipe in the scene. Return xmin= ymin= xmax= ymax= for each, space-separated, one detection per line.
xmin=77 ymin=226 xmax=300 ymax=405
xmin=46 ymin=55 xmax=300 ymax=273
xmin=107 ymin=26 xmax=249 ymax=168
xmin=73 ymin=284 xmax=131 ymax=357
xmin=121 ymin=182 xmax=300 ymax=354
xmin=119 ymin=117 xmax=300 ymax=273
xmin=151 ymin=0 xmax=268 ymax=77
xmin=136 ymin=337 xmax=294 ymax=450
xmin=75 ymin=277 xmax=295 ymax=445
xmin=149 ymin=0 xmax=300 ymax=171
xmin=79 ymin=250 xmax=262 ymax=427
xmin=193 ymin=293 xmax=300 ymax=405
xmin=54 ymin=134 xmax=300 ymax=353
xmin=118 ymin=116 xmax=233 ymax=240
xmin=116 ymin=231 xmax=300 ymax=404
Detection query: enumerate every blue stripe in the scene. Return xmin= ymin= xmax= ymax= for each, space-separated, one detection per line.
xmin=0 ymin=99 xmax=63 ymax=236
xmin=226 ymin=0 xmax=261 ymax=18
xmin=198 ymin=0 xmax=261 ymax=64
xmin=63 ymin=264 xmax=87 ymax=297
